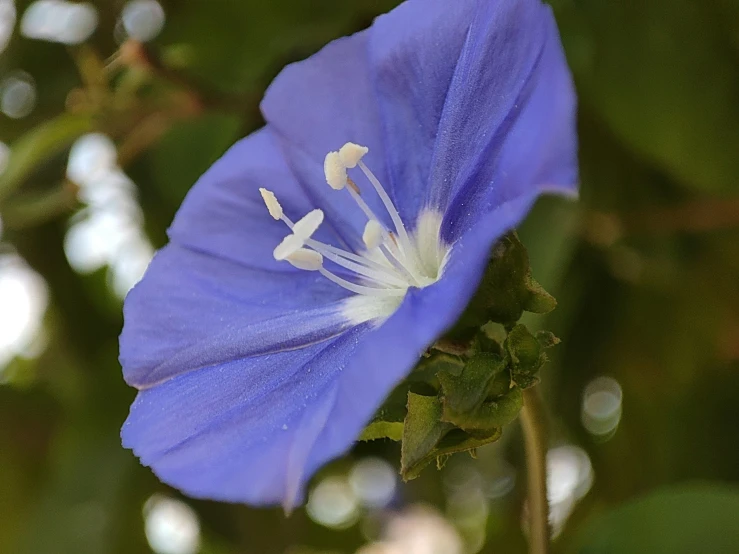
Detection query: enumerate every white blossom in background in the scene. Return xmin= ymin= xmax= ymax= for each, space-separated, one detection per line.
xmin=121 ymin=0 xmax=165 ymax=42
xmin=0 ymin=0 xmax=15 ymax=54
xmin=0 ymin=255 xmax=48 ymax=373
xmin=143 ymin=495 xmax=200 ymax=554
xmin=65 ymin=133 xmax=154 ymax=298
xmin=21 ymin=0 xmax=97 ymax=45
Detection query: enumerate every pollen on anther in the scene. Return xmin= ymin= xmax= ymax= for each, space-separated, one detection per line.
xmin=286 ymin=249 xmax=323 ymax=271
xmin=273 ymin=234 xmax=303 ymax=261
xmin=339 ymin=143 xmax=368 ymax=168
xmin=292 ymin=209 xmax=324 ymax=240
xmin=259 ymin=188 xmax=283 ymax=220
xmin=324 ymin=151 xmax=347 ymax=190
xmin=362 ymin=219 xmax=384 ymax=250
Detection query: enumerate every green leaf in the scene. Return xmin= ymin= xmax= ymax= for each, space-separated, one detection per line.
xmin=401 ymin=393 xmax=452 ymax=480
xmin=0 ymin=113 xmax=92 ymax=204
xmin=523 ymin=277 xmax=557 ymax=314
xmin=506 ymin=324 xmax=543 ymax=370
xmin=438 ymin=352 xmax=512 ymax=429
xmin=557 ymin=0 xmax=739 ymax=193
xmin=400 ymin=393 xmax=504 ymax=481
xmin=570 ymin=485 xmax=739 ymax=554
xmin=443 ymin=387 xmax=523 ymax=431
xmin=451 ymin=232 xmax=559 ymax=336
xmin=360 ymin=420 xmax=404 ymax=442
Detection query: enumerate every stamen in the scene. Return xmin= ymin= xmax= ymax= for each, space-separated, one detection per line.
xmin=292 ymin=209 xmax=324 ymax=239
xmin=363 ymin=220 xmax=384 ymax=250
xmin=324 ymin=152 xmax=347 ymax=190
xmin=304 ymin=238 xmax=407 ymax=280
xmin=260 ymin=188 xmax=283 ymax=220
xmin=314 ymin=247 xmax=408 ymax=287
xmin=258 ymin=152 xmax=447 ymax=309
xmin=318 ymin=268 xmax=406 ymax=297
xmin=357 ymin=159 xmax=413 ymax=254
xmin=339 ymin=142 xmax=368 ymax=168
xmin=286 ymin=248 xmax=323 ymax=271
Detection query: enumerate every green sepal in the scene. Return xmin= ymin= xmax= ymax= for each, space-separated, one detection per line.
xmin=536 ymin=330 xmax=561 ymax=349
xmin=523 ymin=277 xmax=558 ymax=315
xmin=442 ymin=387 xmax=524 ymax=430
xmin=437 ymin=352 xmax=513 ymax=429
xmin=506 ymin=324 xmax=548 ymax=389
xmin=400 ymin=392 xmax=503 ymax=481
xmin=449 ymin=232 xmax=559 ymax=337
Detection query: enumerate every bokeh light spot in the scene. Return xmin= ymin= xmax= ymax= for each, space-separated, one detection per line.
xmin=0 ymin=255 xmax=48 ymax=372
xmin=348 ymin=457 xmax=397 ymax=509
xmin=581 ymin=376 xmax=623 ymax=438
xmin=0 ymin=72 xmax=36 ymax=119
xmin=121 ymin=0 xmax=165 ymax=42
xmin=0 ymin=0 xmax=15 ymax=54
xmin=0 ymin=141 xmax=9 ymax=176
xmin=306 ymin=475 xmax=360 ymax=529
xmin=21 ymin=0 xmax=97 ymax=44
xmin=143 ymin=494 xmax=200 ymax=554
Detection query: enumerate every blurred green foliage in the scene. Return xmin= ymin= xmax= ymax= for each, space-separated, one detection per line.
xmin=1 ymin=0 xmax=738 ymax=553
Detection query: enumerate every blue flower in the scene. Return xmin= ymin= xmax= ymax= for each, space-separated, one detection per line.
xmin=120 ymin=0 xmax=577 ymax=509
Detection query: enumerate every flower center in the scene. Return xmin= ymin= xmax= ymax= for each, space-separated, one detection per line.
xmin=260 ymin=142 xmax=449 ymax=322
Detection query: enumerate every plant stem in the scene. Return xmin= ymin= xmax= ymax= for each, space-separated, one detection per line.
xmin=520 ymin=387 xmax=550 ymax=554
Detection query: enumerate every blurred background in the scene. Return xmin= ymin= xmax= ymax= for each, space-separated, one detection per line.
xmin=1 ymin=0 xmax=738 ymax=553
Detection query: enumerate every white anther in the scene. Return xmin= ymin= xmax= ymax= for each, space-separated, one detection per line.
xmin=362 ymin=219 xmax=384 ymax=250
xmin=339 ymin=143 xmax=369 ymax=169
xmin=273 ymin=234 xmax=304 ymax=261
xmin=292 ymin=209 xmax=324 ymax=240
xmin=259 ymin=188 xmax=283 ymax=220
xmin=286 ymin=248 xmax=323 ymax=271
xmin=324 ymin=151 xmax=347 ymax=190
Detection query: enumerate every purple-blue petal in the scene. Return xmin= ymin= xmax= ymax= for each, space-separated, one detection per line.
xmin=121 ymin=194 xmax=537 ymax=507
xmin=121 ymin=0 xmax=579 ymax=508
xmin=167 ymin=126 xmax=341 ymax=270
xmin=437 ymin=1 xmax=578 ymax=240
xmin=261 ymin=30 xmax=392 ymax=246
xmin=120 ymin=243 xmax=350 ymax=389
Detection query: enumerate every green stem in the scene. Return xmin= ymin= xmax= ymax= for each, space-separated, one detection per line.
xmin=520 ymin=387 xmax=550 ymax=554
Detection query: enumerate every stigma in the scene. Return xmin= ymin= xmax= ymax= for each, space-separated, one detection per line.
xmin=259 ymin=143 xmax=449 ymax=322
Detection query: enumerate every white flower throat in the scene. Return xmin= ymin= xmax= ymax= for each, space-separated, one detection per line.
xmin=259 ymin=142 xmax=450 ymax=322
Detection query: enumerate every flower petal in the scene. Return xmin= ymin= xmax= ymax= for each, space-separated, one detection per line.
xmin=122 ymin=194 xmax=537 ymax=508
xmin=167 ymin=126 xmax=341 ymax=271
xmin=367 ymin=0 xmax=477 ymax=221
xmin=438 ymin=2 xmax=578 ymax=239
xmin=260 ymin=29 xmax=393 ymax=246
xmin=120 ymin=243 xmax=351 ymax=389
xmin=368 ymin=0 xmax=576 ymax=235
